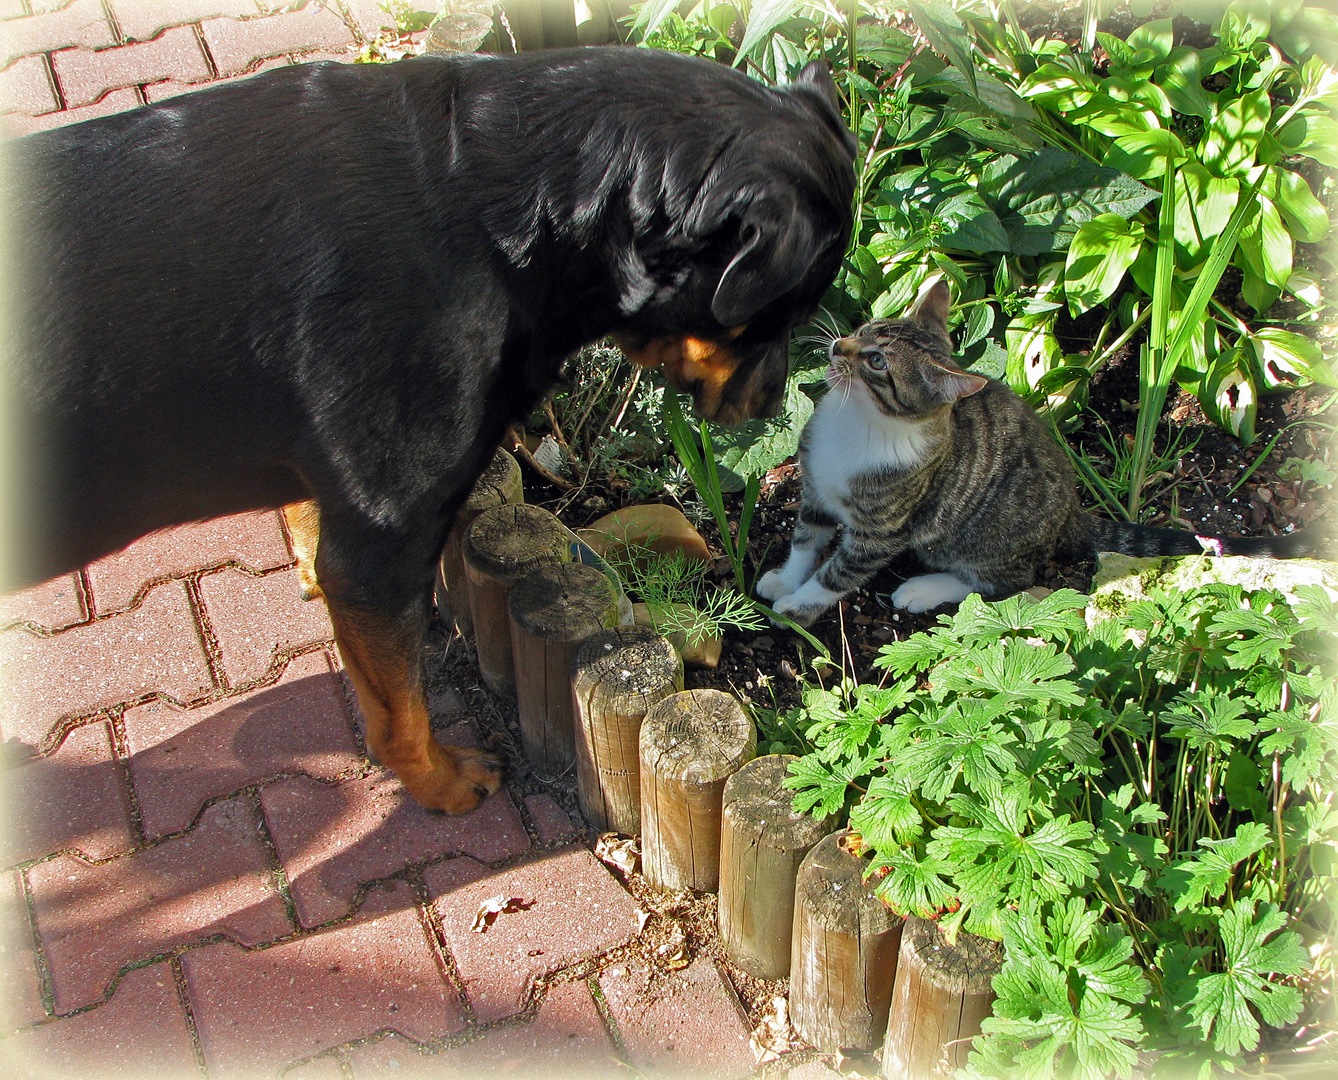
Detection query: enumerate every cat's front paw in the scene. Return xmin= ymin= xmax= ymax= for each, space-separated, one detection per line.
xmin=890 ymin=573 xmax=976 ymax=614
xmin=756 ymin=568 xmax=794 ymax=604
xmin=771 ymin=580 xmax=842 ymax=628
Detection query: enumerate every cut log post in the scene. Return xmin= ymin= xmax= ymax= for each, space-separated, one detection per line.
xmin=639 ymin=689 xmax=755 ymax=893
xmin=790 ymin=830 xmax=905 ymax=1054
xmin=508 ymin=562 xmax=619 ymax=775
xmin=880 ymin=916 xmax=1003 ymax=1080
xmin=462 ymin=503 xmax=568 ymax=700
xmin=718 ymin=755 xmax=830 ymax=981
xmin=571 ymin=626 xmax=683 ymax=834
xmin=438 ymin=447 xmax=523 ymax=639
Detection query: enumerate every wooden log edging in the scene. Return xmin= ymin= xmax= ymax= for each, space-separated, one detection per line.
xmin=571 ymin=626 xmax=683 ymax=834
xmin=438 ymin=446 xmax=523 ymax=639
xmin=508 ymin=561 xmax=619 ymax=775
xmin=462 ymin=503 xmax=569 ymax=700
xmin=880 ymin=917 xmax=1003 ymax=1080
xmin=790 ymin=830 xmax=905 ymax=1054
xmin=639 ymin=689 xmax=755 ymax=892
xmin=718 ymin=754 xmax=830 ymax=981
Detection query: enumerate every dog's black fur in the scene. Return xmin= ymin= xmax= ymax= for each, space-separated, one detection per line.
xmin=5 ymin=47 xmax=856 ymax=812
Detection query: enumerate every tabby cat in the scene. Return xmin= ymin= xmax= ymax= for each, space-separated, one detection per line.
xmin=757 ymin=280 xmax=1317 ymax=627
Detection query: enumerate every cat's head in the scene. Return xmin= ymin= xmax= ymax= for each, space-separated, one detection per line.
xmin=827 ymin=280 xmax=987 ymax=417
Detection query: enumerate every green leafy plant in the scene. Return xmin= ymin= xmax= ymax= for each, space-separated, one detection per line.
xmin=784 ymin=580 xmax=1336 ymax=1076
xmin=605 ymin=543 xmax=767 ymax=646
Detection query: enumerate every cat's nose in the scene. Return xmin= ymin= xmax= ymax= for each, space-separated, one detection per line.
xmin=831 ymin=337 xmax=859 ymax=359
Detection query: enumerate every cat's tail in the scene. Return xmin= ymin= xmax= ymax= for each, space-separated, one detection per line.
xmin=1066 ymin=512 xmax=1328 ymax=561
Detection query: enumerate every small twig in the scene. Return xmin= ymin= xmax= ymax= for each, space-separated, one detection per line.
xmin=508 ymin=424 xmax=577 ymax=490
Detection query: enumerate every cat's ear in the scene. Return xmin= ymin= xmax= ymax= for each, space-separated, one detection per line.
xmin=927 ymin=358 xmax=988 ymax=402
xmin=908 ymin=279 xmax=952 ymax=333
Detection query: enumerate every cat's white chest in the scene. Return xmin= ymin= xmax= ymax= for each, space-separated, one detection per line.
xmin=803 ymin=389 xmax=930 ymax=517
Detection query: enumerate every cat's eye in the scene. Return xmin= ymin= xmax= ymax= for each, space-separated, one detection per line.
xmin=863 ymin=354 xmax=887 ymax=371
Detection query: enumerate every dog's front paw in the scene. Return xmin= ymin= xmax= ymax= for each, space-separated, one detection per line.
xmin=406 ymin=740 xmax=505 ymax=815
xmin=890 ymin=573 xmax=976 ymax=614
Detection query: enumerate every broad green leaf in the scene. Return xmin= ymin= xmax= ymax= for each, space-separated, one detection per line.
xmin=1250 ymin=327 xmax=1336 ymax=390
xmin=733 ymin=0 xmax=804 ymax=64
xmin=854 ymin=24 xmax=915 ymax=72
xmin=979 ymin=148 xmax=1159 ymax=255
xmin=1174 ymin=164 xmax=1237 ymax=268
xmin=1163 ymin=687 xmax=1255 ymax=748
xmin=891 ymin=702 xmax=1020 ymax=802
xmin=706 ymin=376 xmax=813 ymax=492
xmin=874 ymin=628 xmax=961 ymax=676
xmin=629 ymin=0 xmax=683 ymax=38
xmin=947 ymin=589 xmax=1088 ymax=645
xmin=1021 ymin=62 xmax=1097 ymax=110
xmin=937 ymin=639 xmax=1084 ymax=709
xmin=1126 ymin=18 xmax=1174 ymax=63
xmin=1237 ymin=195 xmax=1292 ymax=290
xmin=1066 ymin=98 xmax=1156 ymax=137
xmin=1102 ymin=129 xmax=1187 ymax=179
xmin=1157 ymin=46 xmax=1214 ymax=119
xmin=1159 ymin=821 xmax=1272 ymax=912
xmin=920 ymin=67 xmax=1037 ymax=121
xmin=906 ymin=0 xmax=978 ymax=97
xmin=1272 ymin=167 xmax=1330 ymax=243
xmin=850 ymin=776 xmax=923 ymax=849
xmin=869 ymin=843 xmax=957 ymax=918
xmin=1201 ymin=89 xmax=1270 ymax=176
xmin=960 ymin=302 xmax=996 ymax=350
xmin=785 ymin=753 xmax=866 ymax=818
xmin=1190 ymin=900 xmax=1306 ymax=1054
xmin=1278 ymin=112 xmax=1338 ymax=167
xmin=1065 ymin=214 xmax=1144 ymax=315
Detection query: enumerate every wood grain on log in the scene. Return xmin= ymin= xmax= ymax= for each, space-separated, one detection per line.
xmin=639 ymin=689 xmax=755 ymax=892
xmin=718 ymin=754 xmax=831 ymax=980
xmin=571 ymin=626 xmax=683 ymax=833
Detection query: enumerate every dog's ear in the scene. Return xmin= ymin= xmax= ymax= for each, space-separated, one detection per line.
xmin=784 ymin=61 xmax=856 ymax=154
xmin=790 ymin=60 xmax=841 ymax=114
xmin=711 ymin=196 xmax=823 ymax=326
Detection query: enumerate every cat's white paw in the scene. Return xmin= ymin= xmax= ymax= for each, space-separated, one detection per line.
xmin=890 ymin=573 xmax=976 ymax=613
xmin=772 ymin=580 xmax=843 ymax=628
xmin=757 ymin=567 xmax=799 ymax=603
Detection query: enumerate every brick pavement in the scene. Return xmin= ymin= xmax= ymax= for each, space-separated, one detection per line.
xmin=0 ymin=6 xmax=814 ymax=1076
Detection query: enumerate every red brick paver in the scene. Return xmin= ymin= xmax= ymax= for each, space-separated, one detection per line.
xmin=28 ymin=797 xmax=290 ymax=1012
xmin=0 ymin=579 xmax=214 ymax=748
xmin=1 ymin=870 xmax=44 ymax=1033
xmin=264 ymin=774 xmax=529 ymax=928
xmin=124 ymin=648 xmax=363 ymax=840
xmin=0 ymin=572 xmax=85 ymax=633
xmin=350 ymin=979 xmax=623 ymax=1078
xmin=198 ymin=566 xmax=334 ymax=687
xmin=85 ymin=509 xmax=293 ymax=616
xmin=0 ymin=53 xmax=58 ymax=117
xmin=144 ymin=53 xmax=292 ymax=101
xmin=525 ymin=793 xmax=578 ymax=846
xmin=1 ymin=86 xmax=138 ymax=136
xmin=0 ymin=963 xmax=200 ymax=1078
xmin=2 ymin=719 xmax=135 ymax=867
xmin=599 ymin=958 xmax=756 ymax=1079
xmin=200 ymin=5 xmax=356 ymax=77
xmin=116 ymin=0 xmax=264 ymax=44
xmin=0 ymin=0 xmax=113 ymax=69
xmin=53 ymin=24 xmax=212 ymax=108
xmin=183 ymin=880 xmax=465 ymax=1079
xmin=429 ymin=848 xmax=639 ymax=1022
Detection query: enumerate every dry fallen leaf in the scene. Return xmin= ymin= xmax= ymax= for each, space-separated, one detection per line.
xmin=657 ymin=921 xmax=689 ymax=970
xmin=634 ymin=909 xmax=652 ymax=934
xmin=749 ymin=995 xmax=795 ymax=1063
xmin=594 ymin=832 xmax=640 ymax=875
xmin=470 ymin=895 xmax=533 ymax=933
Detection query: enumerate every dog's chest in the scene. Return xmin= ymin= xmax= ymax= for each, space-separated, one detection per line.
xmin=802 ymin=390 xmax=930 ymax=521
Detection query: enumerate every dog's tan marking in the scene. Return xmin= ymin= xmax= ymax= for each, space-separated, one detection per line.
xmin=281 ymin=501 xmax=324 ymax=600
xmin=326 ymin=597 xmax=501 ymax=814
xmin=612 ymin=330 xmax=746 ymax=419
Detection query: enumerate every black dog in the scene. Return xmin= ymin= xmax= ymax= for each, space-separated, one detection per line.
xmin=5 ymin=47 xmax=856 ymax=813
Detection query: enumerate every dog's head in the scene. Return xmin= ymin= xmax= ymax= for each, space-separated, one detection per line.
xmin=604 ymin=57 xmax=856 ymax=424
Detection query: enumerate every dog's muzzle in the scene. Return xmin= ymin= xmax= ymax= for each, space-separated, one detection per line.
xmin=611 ymin=329 xmax=785 ymax=424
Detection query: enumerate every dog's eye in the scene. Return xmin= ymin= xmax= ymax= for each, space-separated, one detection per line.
xmin=863 ymin=354 xmax=887 ymax=371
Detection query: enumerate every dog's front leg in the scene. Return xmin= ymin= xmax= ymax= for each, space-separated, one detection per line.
xmin=311 ymin=508 xmax=502 ymax=815
xmin=327 ymin=599 xmax=501 ymax=813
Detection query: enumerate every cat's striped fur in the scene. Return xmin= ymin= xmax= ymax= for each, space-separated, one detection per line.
xmin=757 ymin=280 xmax=1319 ymax=625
